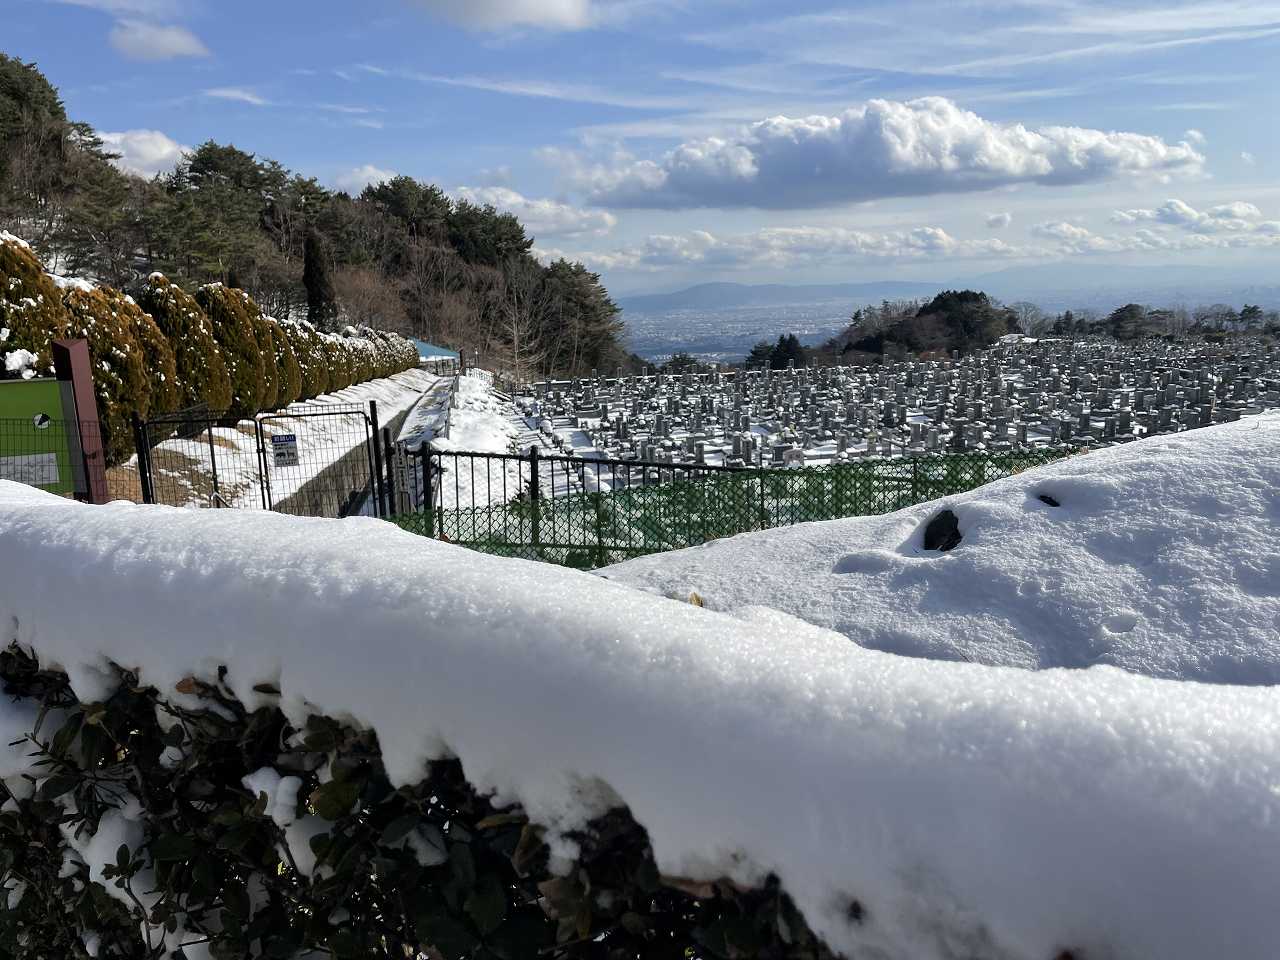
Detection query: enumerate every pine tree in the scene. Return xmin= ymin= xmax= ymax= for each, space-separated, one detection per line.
xmin=303 ymin=228 xmax=337 ymax=329
xmin=128 ymin=298 xmax=180 ymax=417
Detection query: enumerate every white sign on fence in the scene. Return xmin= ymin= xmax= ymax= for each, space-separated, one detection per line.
xmin=272 ymin=433 xmax=300 ymax=468
xmin=0 ymin=453 xmax=59 ymax=486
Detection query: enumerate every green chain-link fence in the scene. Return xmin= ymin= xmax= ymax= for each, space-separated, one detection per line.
xmin=390 ymin=447 xmax=1077 ymax=569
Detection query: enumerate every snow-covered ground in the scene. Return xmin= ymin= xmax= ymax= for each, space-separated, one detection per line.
xmin=2 ymin=478 xmax=1279 ymax=960
xmin=129 ymin=368 xmax=439 ymax=508
xmin=603 ymin=412 xmax=1280 ymax=685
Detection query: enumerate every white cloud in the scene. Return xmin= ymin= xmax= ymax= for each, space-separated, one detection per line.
xmin=203 ymin=87 xmax=270 ymax=107
xmin=1110 ymin=198 xmax=1266 ymax=233
xmin=566 ymin=224 xmax=1033 ymax=273
xmin=456 ymin=186 xmax=617 ymax=238
xmin=568 ymin=97 xmax=1205 ymax=210
xmin=1241 ymin=151 xmax=1257 ymax=165
xmin=335 ymin=164 xmax=398 ymax=193
xmin=1034 ymin=218 xmax=1280 ymax=256
xmin=406 ymin=0 xmax=590 ymax=30
xmin=985 ymin=212 xmax=1013 ymax=229
xmin=98 ymin=129 xmax=188 ymax=177
xmin=1183 ymin=128 xmax=1207 ymax=144
xmin=108 ymin=20 xmax=209 ymax=60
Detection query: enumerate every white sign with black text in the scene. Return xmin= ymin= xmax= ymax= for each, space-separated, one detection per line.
xmin=272 ymin=433 xmax=300 ymax=468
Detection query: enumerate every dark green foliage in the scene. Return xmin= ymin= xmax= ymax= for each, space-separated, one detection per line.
xmin=131 ymin=301 xmax=181 ymax=417
xmin=270 ymin=318 xmax=304 ymax=407
xmin=138 ymin=275 xmax=234 ymax=412
xmin=844 ymin=291 xmax=1015 ymax=358
xmin=769 ymin=334 xmax=807 ymax=370
xmin=1105 ymin=303 xmax=1149 ymax=341
xmin=3 ymin=57 xmax=627 ymax=383
xmin=196 ymin=283 xmax=266 ymax=418
xmin=281 ymin=319 xmax=331 ymax=400
xmin=0 ymin=235 xmax=72 ymax=379
xmin=303 ymin=228 xmax=338 ymax=329
xmin=745 ymin=341 xmax=774 ymax=369
xmin=0 ymin=645 xmax=837 ymax=960
xmin=62 ymin=287 xmax=152 ymax=464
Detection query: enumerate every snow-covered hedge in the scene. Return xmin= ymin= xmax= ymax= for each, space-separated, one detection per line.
xmin=0 ymin=233 xmax=421 ymax=462
xmin=0 ymin=640 xmax=829 ymax=960
xmin=1 ymin=479 xmax=1278 ymax=960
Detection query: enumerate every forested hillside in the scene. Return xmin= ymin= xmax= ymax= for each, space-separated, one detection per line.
xmin=0 ymin=54 xmax=629 ymax=381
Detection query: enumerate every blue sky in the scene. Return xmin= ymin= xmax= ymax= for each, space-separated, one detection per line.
xmin=8 ymin=0 xmax=1280 ymax=293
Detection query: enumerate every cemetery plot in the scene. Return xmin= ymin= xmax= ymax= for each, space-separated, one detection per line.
xmin=522 ymin=339 xmax=1280 ymax=469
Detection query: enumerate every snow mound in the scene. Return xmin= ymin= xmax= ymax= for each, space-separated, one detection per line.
xmin=2 ymin=482 xmax=1280 ymax=959
xmin=604 ymin=413 xmax=1280 ymax=684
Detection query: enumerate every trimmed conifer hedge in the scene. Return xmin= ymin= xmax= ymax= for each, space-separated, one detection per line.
xmin=1 ymin=233 xmax=423 ymax=467
xmin=0 ymin=234 xmax=72 ymax=380
xmin=138 ymin=274 xmax=234 ymax=414
xmin=0 ymin=643 xmax=834 ymax=960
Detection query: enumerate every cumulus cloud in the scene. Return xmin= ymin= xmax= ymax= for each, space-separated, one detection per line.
xmin=406 ymin=0 xmax=590 ymax=30
xmin=565 ymin=224 xmax=1032 ymax=273
xmin=455 ymin=186 xmax=616 ymax=238
xmin=985 ymin=212 xmax=1013 ymax=229
xmin=1183 ymin=128 xmax=1206 ymax=145
xmin=98 ymin=129 xmax=188 ymax=177
xmin=108 ymin=20 xmax=209 ymax=60
xmin=1241 ymin=151 xmax=1257 ymax=165
xmin=1110 ymin=198 xmax=1268 ymax=233
xmin=336 ymin=165 xmax=398 ymax=193
xmin=564 ymin=97 xmax=1205 ymax=210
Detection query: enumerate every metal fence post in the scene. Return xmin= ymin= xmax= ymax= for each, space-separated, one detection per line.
xmin=383 ymin=428 xmax=397 ymax=515
xmin=369 ymin=400 xmax=386 ymax=519
xmin=422 ymin=449 xmax=436 ymax=538
xmin=528 ymin=445 xmax=541 ymax=552
xmin=131 ymin=413 xmax=155 ymax=505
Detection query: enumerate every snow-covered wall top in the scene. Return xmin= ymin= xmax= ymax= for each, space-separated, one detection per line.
xmin=1 ymin=481 xmax=1279 ymax=959
xmin=605 ymin=412 xmax=1280 ymax=685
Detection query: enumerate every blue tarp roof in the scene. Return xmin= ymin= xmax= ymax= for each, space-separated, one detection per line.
xmin=411 ymin=339 xmax=460 ymax=360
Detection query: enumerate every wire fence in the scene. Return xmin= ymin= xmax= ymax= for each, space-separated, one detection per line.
xmin=390 ymin=446 xmax=1077 ymax=568
xmin=0 ymin=416 xmax=142 ymax=502
xmin=136 ymin=402 xmax=388 ymax=517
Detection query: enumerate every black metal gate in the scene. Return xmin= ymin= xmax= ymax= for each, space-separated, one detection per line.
xmin=136 ymin=401 xmax=388 ymax=518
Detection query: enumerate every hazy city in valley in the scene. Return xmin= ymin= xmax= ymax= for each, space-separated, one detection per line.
xmin=2 ymin=2 xmax=1279 ymax=960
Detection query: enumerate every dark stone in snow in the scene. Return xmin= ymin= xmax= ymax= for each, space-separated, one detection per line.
xmin=923 ymin=509 xmax=962 ymax=552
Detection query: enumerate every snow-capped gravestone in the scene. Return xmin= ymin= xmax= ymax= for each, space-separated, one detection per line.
xmin=523 ymin=339 xmax=1280 ymax=468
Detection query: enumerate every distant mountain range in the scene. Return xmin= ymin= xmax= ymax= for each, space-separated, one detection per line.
xmin=618 ymin=265 xmax=1280 ymax=316
xmin=618 ymin=281 xmax=942 ymax=314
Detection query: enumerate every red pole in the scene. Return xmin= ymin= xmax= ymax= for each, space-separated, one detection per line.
xmin=52 ymin=339 xmax=108 ymax=504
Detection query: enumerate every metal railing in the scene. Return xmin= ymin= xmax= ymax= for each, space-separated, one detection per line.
xmin=390 ymin=446 xmax=1077 ymax=569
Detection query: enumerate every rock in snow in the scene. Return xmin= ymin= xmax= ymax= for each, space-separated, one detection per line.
xmin=0 ymin=442 xmax=1279 ymax=958
xmin=605 ymin=412 xmax=1280 ymax=685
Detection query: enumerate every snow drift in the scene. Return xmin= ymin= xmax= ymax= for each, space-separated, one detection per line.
xmin=1 ymin=477 xmax=1279 ymax=959
xmin=605 ymin=413 xmax=1280 ymax=685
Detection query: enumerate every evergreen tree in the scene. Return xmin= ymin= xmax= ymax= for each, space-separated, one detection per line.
xmin=303 ymin=228 xmax=338 ymax=329
xmin=0 ymin=235 xmax=72 ymax=380
xmin=745 ymin=340 xmax=774 ymax=369
xmin=138 ymin=275 xmax=233 ymax=413
xmin=129 ymin=299 xmax=181 ymax=417
xmin=196 ymin=283 xmax=266 ymax=418
xmin=770 ymin=334 xmax=807 ymax=369
xmin=62 ymin=287 xmax=151 ymax=465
